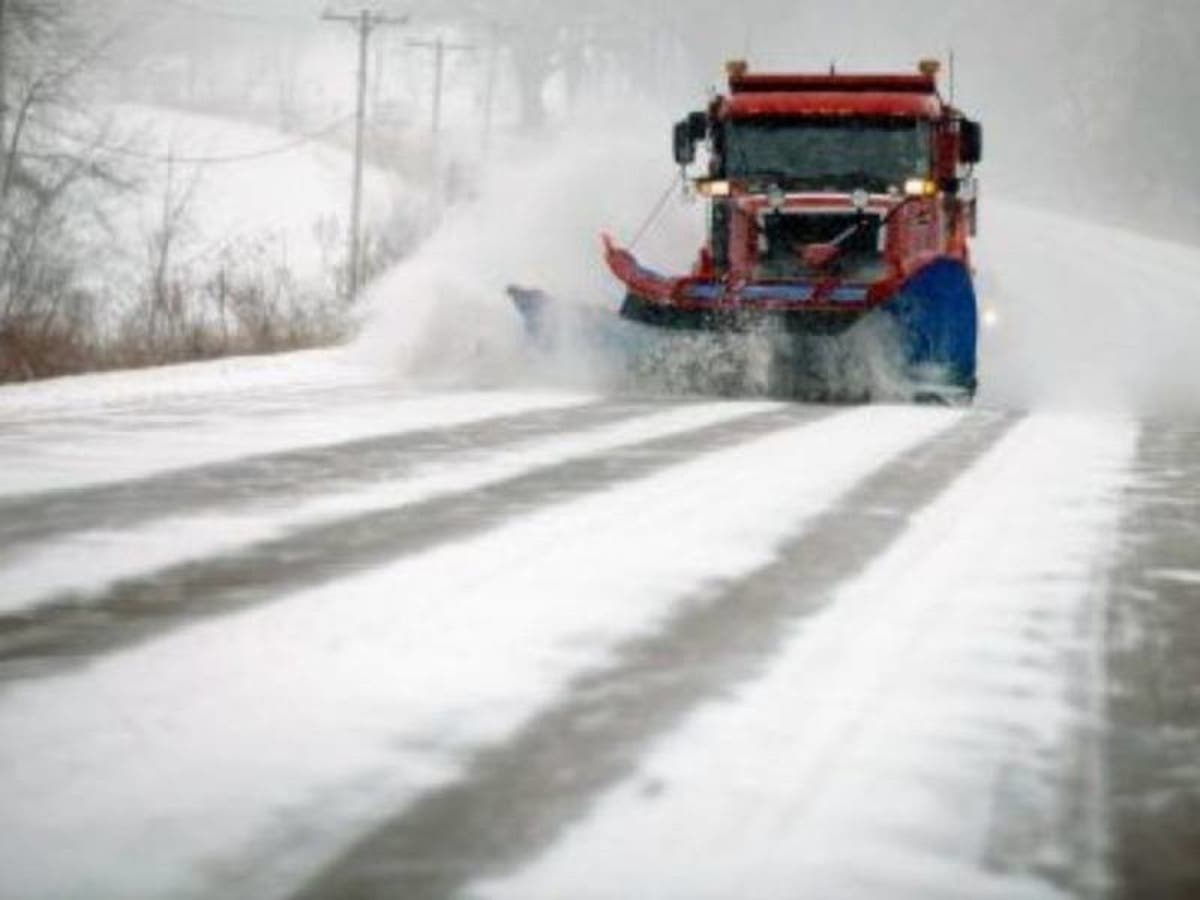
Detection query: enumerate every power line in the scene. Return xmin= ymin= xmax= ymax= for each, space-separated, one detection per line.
xmin=27 ymin=114 xmax=355 ymax=165
xmin=148 ymin=0 xmax=306 ymax=26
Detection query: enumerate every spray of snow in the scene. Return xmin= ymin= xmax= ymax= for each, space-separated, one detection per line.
xmin=351 ymin=106 xmax=703 ymax=390
xmin=352 ymin=104 xmax=1200 ymax=415
xmin=977 ymin=201 xmax=1200 ymax=416
xmin=351 ymin=132 xmax=917 ymax=401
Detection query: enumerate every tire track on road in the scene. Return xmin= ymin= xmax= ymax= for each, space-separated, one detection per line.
xmin=1106 ymin=421 xmax=1200 ymax=899
xmin=0 ymin=400 xmax=653 ymax=552
xmin=289 ymin=411 xmax=1017 ymax=900
xmin=0 ymin=405 xmax=830 ymax=682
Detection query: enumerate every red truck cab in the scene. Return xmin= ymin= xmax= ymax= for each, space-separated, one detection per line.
xmin=603 ymin=59 xmax=983 ymax=396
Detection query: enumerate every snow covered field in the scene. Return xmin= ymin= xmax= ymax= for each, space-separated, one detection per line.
xmin=78 ymin=105 xmax=420 ymax=311
xmin=1 ymin=192 xmax=1199 ymax=899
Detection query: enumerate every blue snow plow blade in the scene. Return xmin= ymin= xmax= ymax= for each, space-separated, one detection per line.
xmin=884 ymin=258 xmax=978 ymax=396
xmin=507 ymin=258 xmax=978 ymax=404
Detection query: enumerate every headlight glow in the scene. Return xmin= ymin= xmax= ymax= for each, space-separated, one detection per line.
xmin=696 ymin=179 xmax=731 ymax=198
xmin=904 ymin=178 xmax=937 ymax=197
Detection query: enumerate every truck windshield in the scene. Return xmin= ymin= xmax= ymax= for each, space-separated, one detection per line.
xmin=723 ymin=117 xmax=930 ymax=192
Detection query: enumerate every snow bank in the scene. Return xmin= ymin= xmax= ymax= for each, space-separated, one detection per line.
xmin=0 ymin=348 xmax=363 ymax=417
xmin=0 ymin=361 xmax=585 ymax=496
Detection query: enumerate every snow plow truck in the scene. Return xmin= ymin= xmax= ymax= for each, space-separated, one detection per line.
xmin=514 ymin=59 xmax=984 ymax=402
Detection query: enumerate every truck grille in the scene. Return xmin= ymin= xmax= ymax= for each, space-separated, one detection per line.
xmin=756 ymin=212 xmax=885 ymax=282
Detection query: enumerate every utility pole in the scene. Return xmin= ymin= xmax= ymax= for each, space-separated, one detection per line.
xmin=431 ymin=37 xmax=444 ymax=137
xmin=0 ymin=0 xmax=8 ymax=154
xmin=407 ymin=36 xmax=474 ymax=170
xmin=478 ymin=22 xmax=520 ymax=156
xmin=372 ymin=29 xmax=385 ymax=116
xmin=322 ymin=7 xmax=406 ymax=302
xmin=477 ymin=22 xmax=516 ymax=154
xmin=481 ymin=25 xmax=502 ymax=154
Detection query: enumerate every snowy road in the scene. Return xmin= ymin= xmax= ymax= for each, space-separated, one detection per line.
xmin=0 ymin=353 xmax=1196 ymax=899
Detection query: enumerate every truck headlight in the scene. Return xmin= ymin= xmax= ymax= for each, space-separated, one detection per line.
xmin=904 ymin=178 xmax=937 ymax=197
xmin=696 ymin=179 xmax=731 ymax=197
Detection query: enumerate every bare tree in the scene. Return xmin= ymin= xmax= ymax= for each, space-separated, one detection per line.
xmin=0 ymin=0 xmax=131 ymax=380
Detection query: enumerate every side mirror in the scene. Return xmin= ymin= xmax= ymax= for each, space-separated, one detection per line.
xmin=960 ymin=119 xmax=983 ymax=165
xmin=673 ymin=120 xmax=695 ymax=166
xmin=673 ymin=112 xmax=708 ymax=167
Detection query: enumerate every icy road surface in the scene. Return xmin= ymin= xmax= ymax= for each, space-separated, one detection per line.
xmin=0 ymin=352 xmax=1197 ymax=900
